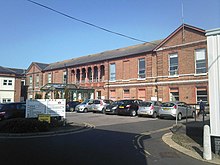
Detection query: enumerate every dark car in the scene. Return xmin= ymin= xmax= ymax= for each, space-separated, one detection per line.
xmin=66 ymin=101 xmax=81 ymax=112
xmin=105 ymin=101 xmax=120 ymax=115
xmin=117 ymin=99 xmax=142 ymax=116
xmin=0 ymin=102 xmax=26 ymax=120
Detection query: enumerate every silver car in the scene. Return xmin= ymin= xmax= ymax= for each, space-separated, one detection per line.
xmin=159 ymin=101 xmax=195 ymax=120
xmin=75 ymin=99 xmax=91 ymax=113
xmin=137 ymin=101 xmax=162 ymax=118
xmin=89 ymin=99 xmax=113 ymax=113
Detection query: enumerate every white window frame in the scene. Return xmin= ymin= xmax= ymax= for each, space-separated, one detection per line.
xmin=169 ymin=53 xmax=178 ymax=76
xmin=36 ymin=75 xmax=39 ymax=87
xmin=3 ymin=79 xmax=12 ymax=86
xmin=63 ymin=71 xmax=67 ymax=84
xmin=48 ymin=73 xmax=52 ymax=83
xmin=109 ymin=63 xmax=116 ymax=81
xmin=29 ymin=76 xmax=33 ymax=88
xmin=2 ymin=98 xmax=11 ymax=103
xmin=195 ymin=48 xmax=206 ymax=74
xmin=138 ymin=58 xmax=146 ymax=79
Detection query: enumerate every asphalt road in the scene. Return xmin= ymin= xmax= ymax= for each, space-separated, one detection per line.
xmin=0 ymin=112 xmax=211 ymax=165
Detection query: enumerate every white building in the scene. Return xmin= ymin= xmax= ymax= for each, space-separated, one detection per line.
xmin=0 ymin=66 xmax=26 ymax=103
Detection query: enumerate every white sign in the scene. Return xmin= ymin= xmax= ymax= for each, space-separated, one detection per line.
xmin=26 ymin=99 xmax=66 ymax=118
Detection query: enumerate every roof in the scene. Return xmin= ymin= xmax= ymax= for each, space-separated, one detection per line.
xmin=44 ymin=39 xmax=163 ymax=71
xmin=7 ymin=68 xmax=26 ymax=75
xmin=34 ymin=62 xmax=49 ymax=70
xmin=0 ymin=66 xmax=26 ymax=76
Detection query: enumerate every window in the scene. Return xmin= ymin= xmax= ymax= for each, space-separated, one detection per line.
xmin=197 ymin=87 xmax=208 ymax=104
xmin=2 ymin=98 xmax=11 ymax=103
xmin=138 ymin=58 xmax=146 ymax=78
xmin=169 ymin=53 xmax=178 ymax=76
xmin=29 ymin=76 xmax=33 ymax=87
xmin=110 ymin=63 xmax=116 ymax=81
xmin=170 ymin=88 xmax=179 ymax=101
xmin=123 ymin=89 xmax=130 ymax=99
xmin=195 ymin=49 xmax=206 ymax=74
xmin=36 ymin=75 xmax=39 ymax=87
xmin=3 ymin=80 xmax=12 ymax=86
xmin=48 ymin=73 xmax=52 ymax=83
xmin=8 ymin=80 xmax=12 ymax=85
xmin=63 ymin=71 xmax=67 ymax=84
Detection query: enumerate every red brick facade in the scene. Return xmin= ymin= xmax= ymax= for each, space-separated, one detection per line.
xmin=26 ymin=24 xmax=209 ymax=104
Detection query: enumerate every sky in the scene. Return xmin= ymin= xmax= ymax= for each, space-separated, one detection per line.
xmin=0 ymin=0 xmax=220 ymax=69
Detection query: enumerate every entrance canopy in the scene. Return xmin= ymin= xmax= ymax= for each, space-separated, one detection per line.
xmin=40 ymin=83 xmax=94 ymax=101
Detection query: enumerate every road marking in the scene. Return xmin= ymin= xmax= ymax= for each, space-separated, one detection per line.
xmin=133 ymin=126 xmax=173 ymax=158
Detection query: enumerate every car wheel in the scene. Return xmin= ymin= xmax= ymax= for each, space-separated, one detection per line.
xmin=102 ymin=108 xmax=106 ymax=114
xmin=177 ymin=113 xmax=182 ymax=121
xmin=152 ymin=112 xmax=157 ymax=118
xmin=70 ymin=108 xmax=74 ymax=112
xmin=131 ymin=110 xmax=137 ymax=117
xmin=84 ymin=108 xmax=88 ymax=113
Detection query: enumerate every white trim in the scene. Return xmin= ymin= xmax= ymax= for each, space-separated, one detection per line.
xmin=105 ymin=79 xmax=208 ymax=88
xmin=156 ymin=39 xmax=207 ymax=51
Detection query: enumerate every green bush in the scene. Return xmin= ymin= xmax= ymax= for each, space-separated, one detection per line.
xmin=0 ymin=118 xmax=50 ymax=133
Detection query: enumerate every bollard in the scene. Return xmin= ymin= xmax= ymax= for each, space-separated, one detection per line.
xmin=203 ymin=125 xmax=212 ymax=160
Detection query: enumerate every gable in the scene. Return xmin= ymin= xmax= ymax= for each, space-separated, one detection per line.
xmin=155 ymin=24 xmax=206 ymax=50
xmin=26 ymin=62 xmax=42 ymax=74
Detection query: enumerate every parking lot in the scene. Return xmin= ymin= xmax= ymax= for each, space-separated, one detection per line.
xmin=66 ymin=112 xmax=158 ymax=127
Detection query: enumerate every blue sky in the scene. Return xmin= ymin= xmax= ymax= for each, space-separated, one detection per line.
xmin=0 ymin=0 xmax=220 ymax=69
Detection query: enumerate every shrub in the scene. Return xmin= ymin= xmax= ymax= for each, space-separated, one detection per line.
xmin=0 ymin=118 xmax=50 ymax=133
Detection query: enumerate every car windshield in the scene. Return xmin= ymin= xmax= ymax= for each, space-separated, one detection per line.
xmin=118 ymin=100 xmax=133 ymax=105
xmin=161 ymin=102 xmax=175 ymax=107
xmin=103 ymin=100 xmax=111 ymax=104
xmin=111 ymin=101 xmax=119 ymax=106
xmin=139 ymin=102 xmax=152 ymax=107
xmin=81 ymin=99 xmax=90 ymax=104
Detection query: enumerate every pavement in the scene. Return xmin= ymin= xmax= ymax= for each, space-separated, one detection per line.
xmin=162 ymin=115 xmax=220 ymax=165
xmin=0 ymin=116 xmax=219 ymax=164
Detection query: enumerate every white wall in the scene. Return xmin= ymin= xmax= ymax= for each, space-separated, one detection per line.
xmin=0 ymin=77 xmax=15 ymax=103
xmin=206 ymin=28 xmax=220 ymax=136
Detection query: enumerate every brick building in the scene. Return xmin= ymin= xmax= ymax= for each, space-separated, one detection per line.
xmin=0 ymin=66 xmax=26 ymax=103
xmin=26 ymin=24 xmax=208 ymax=104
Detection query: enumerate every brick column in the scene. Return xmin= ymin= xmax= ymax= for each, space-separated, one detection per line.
xmin=97 ymin=65 xmax=101 ymax=82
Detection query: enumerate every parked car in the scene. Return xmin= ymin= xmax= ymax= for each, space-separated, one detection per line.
xmin=89 ymin=99 xmax=113 ymax=113
xmin=159 ymin=101 xmax=195 ymax=120
xmin=75 ymin=99 xmax=91 ymax=113
xmin=0 ymin=102 xmax=26 ymax=120
xmin=137 ymin=101 xmax=162 ymax=118
xmin=117 ymin=99 xmax=142 ymax=116
xmin=66 ymin=101 xmax=81 ymax=112
xmin=105 ymin=101 xmax=120 ymax=115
